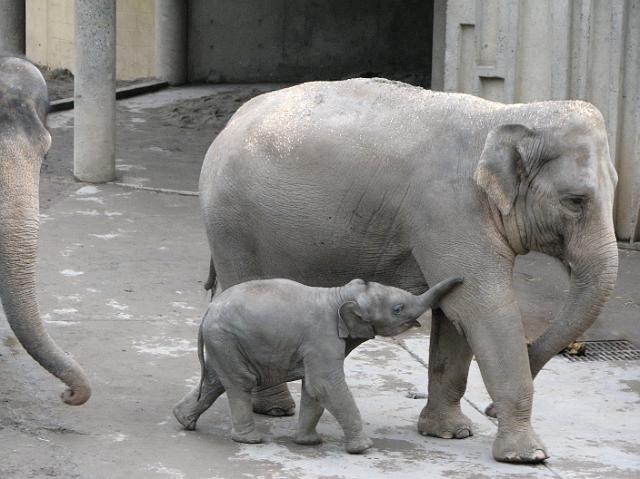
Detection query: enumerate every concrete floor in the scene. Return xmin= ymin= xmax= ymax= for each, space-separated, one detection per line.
xmin=0 ymin=85 xmax=638 ymax=478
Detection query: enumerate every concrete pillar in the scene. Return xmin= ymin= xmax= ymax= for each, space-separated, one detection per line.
xmin=430 ymin=0 xmax=447 ymax=91
xmin=0 ymin=0 xmax=25 ymax=56
xmin=74 ymin=0 xmax=116 ymax=183
xmin=155 ymin=0 xmax=187 ymax=85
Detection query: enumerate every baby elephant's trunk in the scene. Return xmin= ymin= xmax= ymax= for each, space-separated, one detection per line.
xmin=417 ymin=277 xmax=464 ymax=310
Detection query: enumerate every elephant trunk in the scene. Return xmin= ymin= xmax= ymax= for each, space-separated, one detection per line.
xmin=528 ymin=233 xmax=618 ymax=378
xmin=417 ymin=276 xmax=464 ymax=310
xmin=0 ymin=185 xmax=91 ymax=405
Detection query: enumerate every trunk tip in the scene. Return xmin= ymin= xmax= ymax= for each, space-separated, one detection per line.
xmin=61 ymin=385 xmax=91 ymax=406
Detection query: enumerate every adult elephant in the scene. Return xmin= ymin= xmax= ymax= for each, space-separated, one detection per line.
xmin=0 ymin=57 xmax=91 ymax=405
xmin=198 ymin=79 xmax=618 ymax=463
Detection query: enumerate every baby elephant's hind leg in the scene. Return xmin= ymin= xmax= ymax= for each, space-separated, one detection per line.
xmin=226 ymin=386 xmax=263 ymax=444
xmin=174 ymin=369 xmax=225 ymax=430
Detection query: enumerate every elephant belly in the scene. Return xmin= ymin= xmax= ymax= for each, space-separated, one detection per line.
xmin=211 ymin=219 xmax=428 ymax=294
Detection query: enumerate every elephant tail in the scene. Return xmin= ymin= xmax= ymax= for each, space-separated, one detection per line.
xmin=196 ymin=314 xmax=206 ymax=401
xmin=204 ymin=258 xmax=217 ymax=294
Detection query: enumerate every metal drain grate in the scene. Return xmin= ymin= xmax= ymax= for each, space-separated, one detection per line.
xmin=561 ymin=340 xmax=640 ymax=362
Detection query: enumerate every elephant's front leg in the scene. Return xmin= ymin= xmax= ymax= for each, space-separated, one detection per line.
xmin=294 ymin=378 xmax=325 ymax=445
xmin=418 ymin=308 xmax=474 ymax=439
xmin=305 ymin=359 xmax=372 ymax=454
xmin=460 ymin=302 xmax=548 ymax=463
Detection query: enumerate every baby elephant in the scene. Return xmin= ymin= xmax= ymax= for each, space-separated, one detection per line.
xmin=173 ymin=276 xmax=462 ymax=453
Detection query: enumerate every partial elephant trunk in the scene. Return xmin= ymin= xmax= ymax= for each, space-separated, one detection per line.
xmin=417 ymin=276 xmax=464 ymax=310
xmin=0 ymin=185 xmax=91 ymax=405
xmin=528 ymin=234 xmax=618 ymax=378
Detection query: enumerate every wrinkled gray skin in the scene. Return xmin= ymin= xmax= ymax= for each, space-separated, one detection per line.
xmin=0 ymin=57 xmax=91 ymax=405
xmin=198 ymin=79 xmax=618 ymax=463
xmin=174 ymin=277 xmax=461 ymax=453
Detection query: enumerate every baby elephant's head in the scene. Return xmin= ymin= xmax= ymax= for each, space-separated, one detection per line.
xmin=338 ymin=277 xmax=463 ymax=339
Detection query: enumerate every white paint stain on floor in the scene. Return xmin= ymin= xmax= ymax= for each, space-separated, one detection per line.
xmin=75 ymin=186 xmax=100 ymax=195
xmin=109 ymin=433 xmax=129 ymax=443
xmin=52 ymin=308 xmax=78 ymax=315
xmin=75 ymin=209 xmax=123 ymax=217
xmin=107 ymin=300 xmax=129 ymax=311
xmin=170 ymin=302 xmax=197 ymax=311
xmin=44 ymin=319 xmax=79 ymax=326
xmin=90 ymin=233 xmax=121 ymax=240
xmin=132 ymin=337 xmax=196 ymax=357
xmin=116 ymin=163 xmax=148 ymax=172
xmin=60 ymin=269 xmax=84 ymax=276
xmin=145 ymin=463 xmax=185 ymax=479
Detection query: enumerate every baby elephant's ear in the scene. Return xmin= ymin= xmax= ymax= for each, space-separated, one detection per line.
xmin=338 ymin=302 xmax=375 ymax=340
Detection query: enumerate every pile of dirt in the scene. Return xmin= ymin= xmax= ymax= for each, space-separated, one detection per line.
xmin=341 ymin=70 xmax=428 ymax=87
xmin=37 ymin=64 xmax=154 ymax=101
xmin=152 ymin=86 xmax=281 ymax=133
xmin=38 ymin=66 xmax=75 ymax=101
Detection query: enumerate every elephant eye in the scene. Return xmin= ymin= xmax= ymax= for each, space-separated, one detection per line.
xmin=561 ymin=195 xmax=587 ymax=213
xmin=392 ymin=304 xmax=404 ymax=315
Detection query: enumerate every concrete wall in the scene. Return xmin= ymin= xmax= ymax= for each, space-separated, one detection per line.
xmin=188 ymin=0 xmax=433 ymax=85
xmin=437 ymin=0 xmax=640 ymax=241
xmin=26 ymin=0 xmax=154 ymax=80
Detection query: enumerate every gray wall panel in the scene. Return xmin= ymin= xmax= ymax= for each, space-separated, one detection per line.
xmin=437 ymin=0 xmax=640 ymax=240
xmin=188 ymin=0 xmax=433 ymax=86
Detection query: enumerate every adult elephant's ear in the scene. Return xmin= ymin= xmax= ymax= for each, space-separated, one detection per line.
xmin=338 ymin=302 xmax=375 ymax=340
xmin=475 ymin=124 xmax=543 ymax=215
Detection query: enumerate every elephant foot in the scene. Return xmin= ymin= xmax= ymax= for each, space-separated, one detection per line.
xmin=493 ymin=428 xmax=549 ymax=464
xmin=252 ymin=385 xmax=296 ymax=417
xmin=254 ymin=404 xmax=296 ymax=417
xmin=232 ymin=429 xmax=263 ymax=444
xmin=173 ymin=404 xmax=198 ymax=431
xmin=417 ymin=404 xmax=473 ymax=439
xmin=294 ymin=431 xmax=323 ymax=445
xmin=485 ymin=402 xmax=497 ymax=418
xmin=345 ymin=434 xmax=373 ymax=454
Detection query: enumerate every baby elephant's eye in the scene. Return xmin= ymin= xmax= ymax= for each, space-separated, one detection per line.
xmin=392 ymin=304 xmax=404 ymax=315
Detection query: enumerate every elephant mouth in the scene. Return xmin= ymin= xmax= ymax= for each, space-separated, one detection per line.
xmin=406 ymin=319 xmax=421 ymax=328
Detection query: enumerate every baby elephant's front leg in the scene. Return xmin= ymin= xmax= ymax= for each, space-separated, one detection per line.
xmin=294 ymin=379 xmax=324 ymax=445
xmin=306 ymin=360 xmax=372 ymax=454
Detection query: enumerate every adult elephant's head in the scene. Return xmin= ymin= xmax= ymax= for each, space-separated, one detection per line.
xmin=0 ymin=57 xmax=91 ymax=405
xmin=475 ymin=103 xmax=618 ymax=378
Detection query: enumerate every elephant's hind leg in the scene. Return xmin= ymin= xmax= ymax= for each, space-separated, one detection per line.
xmin=173 ymin=369 xmax=225 ymax=430
xmin=253 ymin=384 xmax=296 ymax=417
xmin=208 ymin=245 xmax=296 ymax=417
xmin=418 ymin=308 xmax=474 ymax=439
xmin=227 ymin=387 xmax=263 ymax=444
